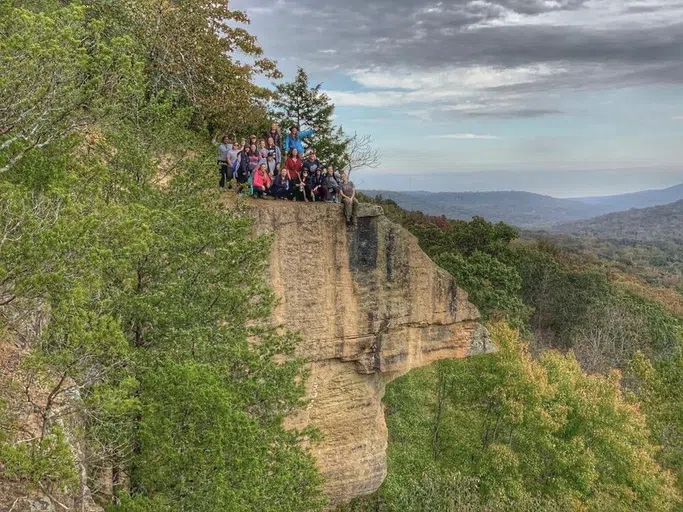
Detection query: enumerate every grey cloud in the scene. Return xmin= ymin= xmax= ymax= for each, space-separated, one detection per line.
xmin=466 ymin=108 xmax=563 ymax=118
xmin=235 ymin=0 xmax=683 ymax=117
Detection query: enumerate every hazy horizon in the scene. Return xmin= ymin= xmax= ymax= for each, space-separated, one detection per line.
xmin=353 ymin=168 xmax=683 ymax=198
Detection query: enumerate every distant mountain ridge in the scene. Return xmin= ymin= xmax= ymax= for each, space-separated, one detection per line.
xmin=572 ymin=183 xmax=683 ymax=210
xmin=553 ymin=200 xmax=683 ymax=242
xmin=362 ymin=182 xmax=683 ymax=229
xmin=361 ymin=190 xmax=613 ymax=229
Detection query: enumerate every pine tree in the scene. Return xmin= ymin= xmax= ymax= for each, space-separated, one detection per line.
xmin=272 ymin=67 xmax=349 ymax=169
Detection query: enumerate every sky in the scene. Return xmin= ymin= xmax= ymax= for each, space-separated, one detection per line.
xmin=231 ymin=0 xmax=683 ymax=197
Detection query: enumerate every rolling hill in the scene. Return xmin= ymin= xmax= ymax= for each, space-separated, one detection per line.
xmin=572 ymin=183 xmax=683 ymax=211
xmin=554 ymin=199 xmax=683 ymax=242
xmin=361 ymin=190 xmax=613 ymax=229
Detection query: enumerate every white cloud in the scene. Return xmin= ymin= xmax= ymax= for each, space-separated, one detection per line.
xmin=324 ymin=64 xmax=565 ymax=116
xmin=349 ymin=64 xmax=561 ymax=91
xmin=673 ymin=115 xmax=683 ymax=120
xmin=432 ymin=133 xmax=501 ymax=139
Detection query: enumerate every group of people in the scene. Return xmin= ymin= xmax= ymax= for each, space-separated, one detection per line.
xmin=216 ymin=122 xmax=359 ymax=225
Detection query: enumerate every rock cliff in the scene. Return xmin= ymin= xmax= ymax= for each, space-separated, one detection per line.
xmin=251 ymin=201 xmax=494 ymax=507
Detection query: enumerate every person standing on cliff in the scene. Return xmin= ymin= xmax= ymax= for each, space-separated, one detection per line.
xmin=284 ymin=148 xmax=303 ymax=180
xmin=284 ymin=125 xmax=315 ymax=155
xmin=339 ymin=173 xmax=358 ymax=226
xmin=265 ymin=136 xmax=282 ymax=170
xmin=264 ymin=121 xmax=281 ymax=148
xmin=216 ymin=135 xmax=233 ymax=189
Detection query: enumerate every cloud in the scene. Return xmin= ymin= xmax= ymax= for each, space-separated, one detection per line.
xmin=432 ymin=133 xmax=502 ymax=140
xmin=234 ymin=0 xmax=683 ymax=119
xmin=324 ymin=65 xmax=567 ymax=118
xmin=674 ymin=115 xmax=683 ymax=120
xmin=466 ymin=108 xmax=563 ymax=118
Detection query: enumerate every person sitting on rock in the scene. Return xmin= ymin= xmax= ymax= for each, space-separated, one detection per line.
xmin=270 ymin=167 xmax=292 ymax=200
xmin=252 ymin=163 xmax=272 ymax=198
xmin=266 ymin=153 xmax=278 ymax=177
xmin=308 ymin=168 xmax=325 ymax=202
xmin=302 ymin=149 xmax=321 ymax=176
xmin=284 ymin=125 xmax=315 ymax=155
xmin=323 ymin=166 xmax=339 ymax=202
xmin=339 ymin=172 xmax=359 ymax=226
xmin=284 ymin=148 xmax=303 ymax=180
xmin=291 ymin=169 xmax=307 ymax=202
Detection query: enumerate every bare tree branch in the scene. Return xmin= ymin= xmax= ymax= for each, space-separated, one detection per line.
xmin=343 ymin=132 xmax=381 ymax=177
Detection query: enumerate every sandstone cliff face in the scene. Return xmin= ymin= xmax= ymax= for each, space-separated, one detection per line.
xmin=251 ymin=201 xmax=494 ymax=507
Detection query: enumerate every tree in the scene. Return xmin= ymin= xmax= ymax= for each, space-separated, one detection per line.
xmin=343 ymin=132 xmax=381 ymax=177
xmin=0 ymin=2 xmax=326 ymax=510
xmin=86 ymin=0 xmax=279 ymax=135
xmin=632 ymin=339 xmax=683 ymax=503
xmin=272 ymin=67 xmax=348 ymax=167
xmin=348 ymin=323 xmax=679 ymax=511
xmin=272 ymin=68 xmax=331 ymax=133
xmin=435 ymin=251 xmax=533 ymax=327
xmin=0 ymin=2 xmax=142 ymax=174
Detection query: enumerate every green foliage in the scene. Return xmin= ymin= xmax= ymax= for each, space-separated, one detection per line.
xmin=435 ymin=251 xmax=532 ymax=327
xmin=272 ymin=67 xmax=349 ymax=169
xmin=121 ymin=360 xmax=324 ymax=512
xmin=347 ymin=324 xmax=679 ymax=511
xmin=0 ymin=1 xmax=325 ymax=509
xmin=86 ymin=0 xmax=278 ymax=134
xmin=508 ymin=243 xmax=615 ymax=347
xmin=0 ymin=0 xmax=143 ymax=174
xmin=0 ymin=423 xmax=79 ymax=493
xmin=631 ymin=343 xmax=683 ymax=505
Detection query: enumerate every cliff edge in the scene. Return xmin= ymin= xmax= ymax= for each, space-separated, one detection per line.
xmin=251 ymin=201 xmax=494 ymax=507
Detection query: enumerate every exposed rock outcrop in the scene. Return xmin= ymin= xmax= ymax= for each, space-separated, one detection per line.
xmin=251 ymin=201 xmax=494 ymax=507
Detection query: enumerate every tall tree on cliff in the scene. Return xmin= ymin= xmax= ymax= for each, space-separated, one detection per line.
xmin=272 ymin=67 xmax=349 ymax=168
xmin=86 ymin=0 xmax=279 ymax=135
xmin=0 ymin=2 xmax=326 ymax=510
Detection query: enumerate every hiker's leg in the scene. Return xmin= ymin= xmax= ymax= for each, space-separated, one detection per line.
xmin=219 ymin=162 xmax=227 ymax=188
xmin=226 ymin=168 xmax=234 ymax=189
xmin=343 ymin=198 xmax=352 ymax=224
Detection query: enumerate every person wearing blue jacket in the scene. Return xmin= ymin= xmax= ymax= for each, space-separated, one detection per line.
xmin=284 ymin=125 xmax=315 ymax=154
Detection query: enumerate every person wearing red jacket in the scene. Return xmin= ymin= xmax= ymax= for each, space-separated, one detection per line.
xmin=284 ymin=148 xmax=303 ymax=180
xmin=252 ymin=163 xmax=272 ymax=198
